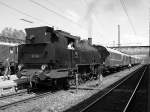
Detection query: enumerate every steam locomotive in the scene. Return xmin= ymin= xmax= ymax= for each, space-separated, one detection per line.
xmin=16 ymin=26 xmax=140 ymax=88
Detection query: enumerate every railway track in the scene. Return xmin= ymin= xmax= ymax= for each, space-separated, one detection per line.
xmin=65 ymin=64 xmax=148 ymax=112
xmin=0 ymin=89 xmax=53 ymax=110
xmin=122 ymin=64 xmax=148 ymax=112
xmin=0 ymin=89 xmax=28 ymax=100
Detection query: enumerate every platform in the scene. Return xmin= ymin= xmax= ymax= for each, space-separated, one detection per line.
xmin=101 ymin=65 xmax=142 ymax=90
xmin=0 ymin=75 xmax=28 ymax=96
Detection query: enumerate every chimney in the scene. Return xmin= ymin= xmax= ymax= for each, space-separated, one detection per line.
xmin=88 ymin=38 xmax=92 ymax=45
xmin=118 ymin=24 xmax=120 ymax=47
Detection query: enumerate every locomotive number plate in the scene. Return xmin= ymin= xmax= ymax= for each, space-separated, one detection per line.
xmin=31 ymin=54 xmax=40 ymax=58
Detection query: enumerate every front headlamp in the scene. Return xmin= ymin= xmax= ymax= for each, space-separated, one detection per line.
xmin=41 ymin=64 xmax=47 ymax=70
xmin=18 ymin=64 xmax=23 ymax=71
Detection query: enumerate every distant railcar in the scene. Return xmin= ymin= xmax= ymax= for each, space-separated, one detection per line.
xmin=0 ymin=42 xmax=18 ymax=75
xmin=103 ymin=48 xmax=140 ymax=75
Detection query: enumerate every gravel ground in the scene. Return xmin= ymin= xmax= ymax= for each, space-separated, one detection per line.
xmin=0 ymin=65 xmax=141 ymax=112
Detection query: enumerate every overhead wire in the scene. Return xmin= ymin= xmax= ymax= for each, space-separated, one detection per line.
xmin=119 ymin=0 xmax=136 ymax=35
xmin=20 ymin=19 xmax=33 ymax=23
xmin=149 ymin=8 xmax=150 ymax=56
xmin=0 ymin=0 xmax=53 ymax=26
xmin=29 ymin=0 xmax=83 ymax=28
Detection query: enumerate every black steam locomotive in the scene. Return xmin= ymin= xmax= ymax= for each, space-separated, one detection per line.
xmin=16 ymin=26 xmax=140 ymax=88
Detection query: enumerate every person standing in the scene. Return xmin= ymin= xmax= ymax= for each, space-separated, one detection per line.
xmin=128 ymin=63 xmax=132 ymax=71
xmin=3 ymin=58 xmax=10 ymax=80
xmin=96 ymin=65 xmax=103 ymax=87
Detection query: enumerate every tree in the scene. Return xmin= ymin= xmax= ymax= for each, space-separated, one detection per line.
xmin=1 ymin=27 xmax=26 ymax=40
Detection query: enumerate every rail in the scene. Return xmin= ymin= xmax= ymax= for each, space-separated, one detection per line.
xmin=0 ymin=90 xmax=52 ymax=110
xmin=123 ymin=66 xmax=147 ymax=112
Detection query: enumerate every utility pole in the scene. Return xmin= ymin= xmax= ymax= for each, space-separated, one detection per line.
xmin=148 ymin=7 xmax=150 ymax=112
xmin=149 ymin=8 xmax=150 ymax=57
xmin=118 ymin=24 xmax=121 ymax=47
xmin=113 ymin=41 xmax=115 ymax=47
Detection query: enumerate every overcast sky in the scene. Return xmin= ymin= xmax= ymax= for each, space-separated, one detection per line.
xmin=0 ymin=0 xmax=149 ymax=46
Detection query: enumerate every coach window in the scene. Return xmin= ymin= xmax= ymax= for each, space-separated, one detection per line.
xmin=16 ymin=46 xmax=18 ymax=54
xmin=9 ymin=47 xmax=14 ymax=54
xmin=74 ymin=51 xmax=79 ymax=58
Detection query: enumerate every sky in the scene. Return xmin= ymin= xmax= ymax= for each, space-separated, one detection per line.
xmin=0 ymin=0 xmax=149 ymax=46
